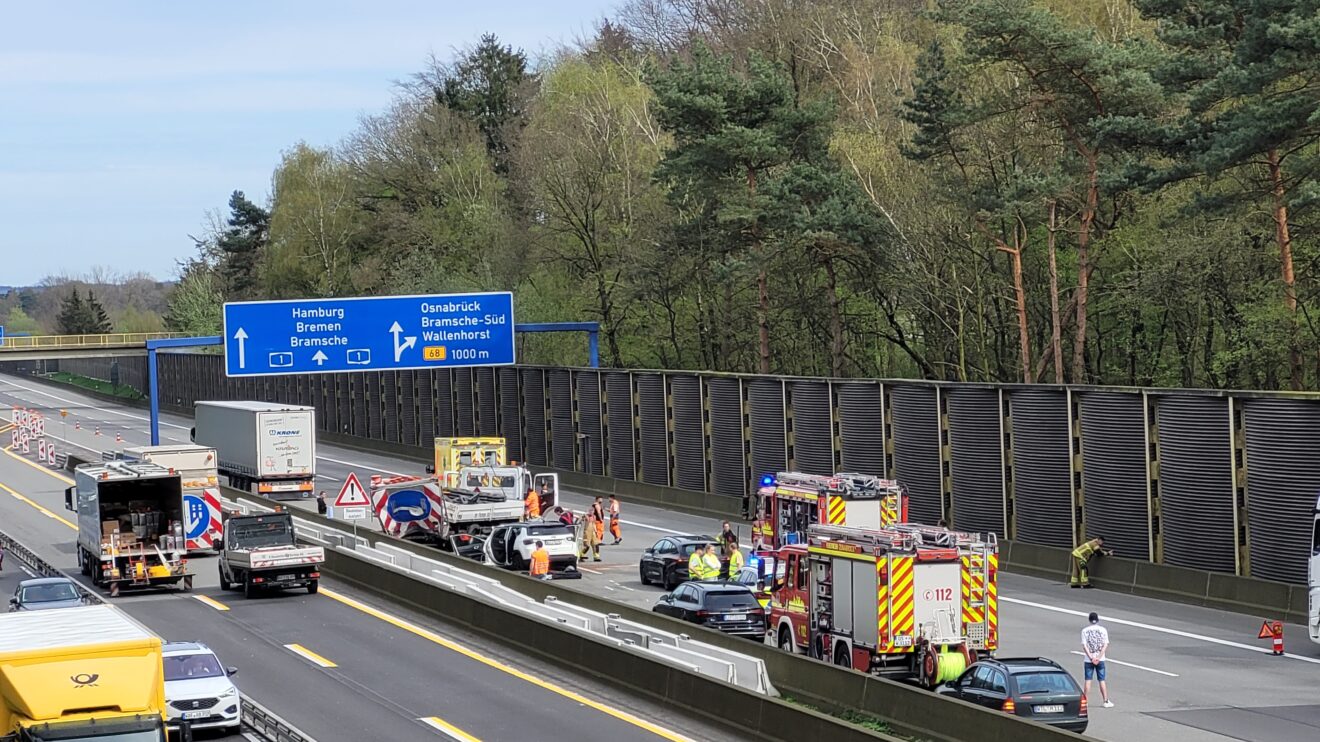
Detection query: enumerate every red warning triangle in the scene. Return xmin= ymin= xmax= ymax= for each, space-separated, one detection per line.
xmin=1258 ymin=621 xmax=1278 ymax=639
xmin=335 ymin=472 xmax=371 ymax=507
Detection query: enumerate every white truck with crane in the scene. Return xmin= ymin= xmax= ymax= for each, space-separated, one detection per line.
xmin=65 ymin=461 xmax=194 ymax=597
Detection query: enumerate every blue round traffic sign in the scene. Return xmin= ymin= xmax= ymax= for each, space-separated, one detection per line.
xmin=386 ymin=490 xmax=432 ymax=523
xmin=183 ymin=495 xmax=209 ymax=540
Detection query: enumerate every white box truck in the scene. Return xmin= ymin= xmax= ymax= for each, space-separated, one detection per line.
xmin=120 ymin=444 xmax=224 ymax=552
xmin=64 ymin=461 xmax=193 ymax=597
xmin=191 ymin=401 xmax=316 ymax=500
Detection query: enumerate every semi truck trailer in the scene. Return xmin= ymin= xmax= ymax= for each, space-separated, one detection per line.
xmin=191 ymin=401 xmax=316 ymax=500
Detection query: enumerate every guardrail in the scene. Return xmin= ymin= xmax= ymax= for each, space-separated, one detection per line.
xmin=0 ymin=528 xmax=316 ymax=742
xmin=223 ymin=488 xmax=1093 ymax=742
xmin=0 ymin=332 xmax=186 ymax=350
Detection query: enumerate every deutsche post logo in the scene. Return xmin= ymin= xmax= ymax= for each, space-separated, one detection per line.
xmin=71 ymin=673 xmax=99 ymax=687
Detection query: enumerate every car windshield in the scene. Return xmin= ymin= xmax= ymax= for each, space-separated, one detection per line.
xmin=164 ymin=653 xmax=225 ymax=681
xmin=229 ymin=519 xmax=294 ymax=548
xmin=703 ymin=590 xmax=759 ymax=610
xmin=20 ymin=583 xmax=79 ymax=603
xmin=1014 ymin=671 xmax=1077 ymax=695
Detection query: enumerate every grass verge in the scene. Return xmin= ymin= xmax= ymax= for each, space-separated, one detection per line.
xmin=45 ymin=372 xmax=145 ymax=400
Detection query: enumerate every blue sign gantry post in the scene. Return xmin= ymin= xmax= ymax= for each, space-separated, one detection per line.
xmin=222 ymin=292 xmax=515 ymax=377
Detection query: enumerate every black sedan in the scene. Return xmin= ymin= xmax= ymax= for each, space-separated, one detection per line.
xmin=936 ymin=657 xmax=1088 ymax=733
xmin=638 ymin=535 xmax=718 ymax=590
xmin=652 ymin=581 xmax=767 ymax=638
xmin=9 ymin=577 xmax=86 ymax=612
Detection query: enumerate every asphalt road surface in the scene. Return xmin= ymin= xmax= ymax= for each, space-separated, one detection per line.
xmin=5 ymin=372 xmax=1320 ymax=742
xmin=0 ymin=383 xmax=746 ymax=742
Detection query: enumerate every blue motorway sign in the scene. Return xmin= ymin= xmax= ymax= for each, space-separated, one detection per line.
xmin=0 ymin=325 xmax=4 ymax=347
xmin=222 ymin=292 xmax=514 ymax=377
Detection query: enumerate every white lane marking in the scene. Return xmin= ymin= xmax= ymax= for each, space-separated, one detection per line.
xmin=315 ymin=454 xmax=407 ymax=477
xmin=317 ymin=474 xmax=341 ymax=482
xmin=1068 ymin=650 xmax=1179 ymax=677
xmin=579 ymin=566 xmax=602 ymax=574
xmin=1004 ymin=596 xmax=1320 ymax=665
xmin=0 ymin=377 xmax=188 ymax=429
xmin=614 ymin=583 xmax=635 ymax=592
xmin=603 ymin=586 xmax=615 ymax=591
xmin=19 ymin=565 xmax=36 ymax=578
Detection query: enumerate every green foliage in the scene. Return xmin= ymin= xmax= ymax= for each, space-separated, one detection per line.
xmin=176 ymin=1 xmax=1320 ymax=390
xmin=2 ymin=306 xmax=43 ymax=335
xmin=57 ymin=289 xmax=113 ymax=335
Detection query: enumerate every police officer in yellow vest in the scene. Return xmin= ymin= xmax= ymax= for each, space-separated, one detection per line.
xmin=1070 ymin=536 xmax=1112 ymax=588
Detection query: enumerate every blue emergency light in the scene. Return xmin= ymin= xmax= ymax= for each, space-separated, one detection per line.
xmin=760 ymin=474 xmax=775 ymax=487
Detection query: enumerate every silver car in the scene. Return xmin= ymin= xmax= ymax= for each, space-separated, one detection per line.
xmin=9 ymin=577 xmax=85 ymax=612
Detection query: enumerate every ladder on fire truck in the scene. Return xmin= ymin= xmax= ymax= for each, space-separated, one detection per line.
xmin=809 ymin=523 xmax=914 ymax=550
xmin=889 ymin=523 xmax=997 ymax=648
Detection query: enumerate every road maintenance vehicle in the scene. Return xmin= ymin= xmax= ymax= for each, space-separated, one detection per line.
xmin=117 ymin=444 xmax=224 ymax=553
xmin=764 ymin=522 xmax=998 ymax=688
xmin=65 ymin=461 xmax=193 ymax=597
xmin=217 ymin=511 xmax=324 ymax=598
xmin=752 ymin=471 xmax=908 ymax=550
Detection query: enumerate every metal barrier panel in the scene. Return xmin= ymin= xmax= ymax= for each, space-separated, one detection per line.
xmin=476 ymin=368 xmax=497 ymax=437
xmin=1078 ymin=392 xmax=1150 ymax=560
xmin=499 ymin=367 xmax=524 ymax=462
xmin=522 ymin=368 xmax=547 ymax=466
xmin=890 ymin=385 xmax=941 ymax=525
xmin=549 ymin=368 xmax=575 ymax=470
xmin=577 ymin=370 xmax=605 ymax=476
xmin=708 ymin=377 xmax=746 ymax=498
xmin=417 ymin=370 xmax=436 ymax=442
xmin=605 ymin=372 xmax=635 ymax=480
xmin=1155 ymin=395 xmax=1235 ymax=572
xmin=637 ymin=373 xmax=669 ymax=486
xmin=790 ymin=381 xmax=833 ymax=476
xmin=837 ymin=382 xmax=884 ymax=477
xmin=1242 ymin=398 xmax=1320 ymax=584
xmin=399 ymin=370 xmax=417 ymax=445
xmin=456 ymin=368 xmax=476 ymax=437
xmin=672 ymin=374 xmax=706 ymax=491
xmin=946 ymin=387 xmax=1005 ymax=537
xmin=435 ymin=369 xmax=455 ymax=438
xmin=368 ymin=372 xmax=384 ymax=441
xmin=1009 ymin=389 xmax=1073 ymax=548
xmin=748 ymin=378 xmax=787 ymax=485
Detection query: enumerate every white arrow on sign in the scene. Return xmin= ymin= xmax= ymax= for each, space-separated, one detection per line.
xmin=312 ymin=350 xmax=328 ymax=366
xmin=233 ymin=327 xmax=248 ymax=369
xmin=389 ymin=321 xmax=416 ymax=363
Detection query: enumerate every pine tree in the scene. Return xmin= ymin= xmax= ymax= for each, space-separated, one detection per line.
xmin=435 ymin=33 xmax=533 ymax=171
xmin=56 ymin=288 xmax=85 ymax=335
xmin=85 ymin=291 xmax=113 ymax=333
xmin=217 ymin=191 xmax=270 ymax=300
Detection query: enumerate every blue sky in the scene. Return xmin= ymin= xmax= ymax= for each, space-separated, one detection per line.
xmin=1 ymin=0 xmax=616 ymax=285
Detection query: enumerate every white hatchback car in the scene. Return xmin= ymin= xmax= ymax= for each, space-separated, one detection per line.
xmin=162 ymin=642 xmax=242 ymax=732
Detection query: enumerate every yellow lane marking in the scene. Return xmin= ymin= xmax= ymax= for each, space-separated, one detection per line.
xmin=283 ymin=643 xmax=337 ymax=668
xmin=0 ymin=480 xmax=77 ymax=530
xmin=419 ymin=716 xmax=482 ymax=741
xmin=193 ymin=595 xmax=230 ymax=612
xmin=1 ymin=444 xmax=76 ymax=485
xmin=0 ymin=424 xmax=13 ymax=435
xmin=321 ymin=588 xmax=693 ymax=742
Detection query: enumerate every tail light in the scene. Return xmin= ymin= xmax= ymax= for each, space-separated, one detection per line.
xmin=1079 ymin=696 xmax=1088 ymax=716
xmin=694 ymin=610 xmax=712 ymax=618
xmin=1001 ymin=698 xmax=1016 ymax=714
xmin=310 ymin=572 xmax=321 ymax=578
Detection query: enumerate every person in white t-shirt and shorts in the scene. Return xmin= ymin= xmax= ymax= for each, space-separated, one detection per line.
xmin=1081 ymin=611 xmax=1114 ymax=707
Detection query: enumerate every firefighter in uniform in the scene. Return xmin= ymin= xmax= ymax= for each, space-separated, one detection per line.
xmin=580 ymin=511 xmax=602 ymax=562
xmin=1070 ymin=535 xmax=1112 ymax=588
xmin=608 ymin=495 xmax=622 ymax=545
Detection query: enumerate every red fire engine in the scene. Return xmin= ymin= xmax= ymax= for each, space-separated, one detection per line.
xmin=764 ymin=522 xmax=998 ymax=688
xmin=752 ymin=472 xmax=908 ymax=550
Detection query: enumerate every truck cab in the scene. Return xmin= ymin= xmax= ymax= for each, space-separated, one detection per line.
xmin=455 ymin=466 xmax=559 ymax=511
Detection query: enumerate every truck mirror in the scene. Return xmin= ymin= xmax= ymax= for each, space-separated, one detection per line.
xmin=425 ymin=465 xmax=436 ymax=474
xmin=227 ymin=666 xmax=238 ymax=676
xmin=64 ymin=487 xmax=75 ymax=511
xmin=189 ymin=427 xmax=196 ymax=442
xmin=8 ymin=597 xmax=16 ymax=606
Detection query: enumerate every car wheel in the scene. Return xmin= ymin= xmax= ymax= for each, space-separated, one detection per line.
xmin=218 ymin=564 xmax=231 ymax=591
xmin=307 ymin=580 xmax=319 ymax=595
xmin=834 ymin=644 xmax=851 ymax=669
xmin=663 ymin=567 xmax=679 ymax=591
xmin=244 ymin=577 xmax=255 ymax=599
xmin=639 ymin=563 xmax=651 ymax=586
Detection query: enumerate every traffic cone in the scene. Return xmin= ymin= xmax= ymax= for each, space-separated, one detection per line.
xmin=95 ymin=426 xmax=101 ymax=436
xmin=75 ymin=421 xmax=80 ymax=430
xmin=1273 ymin=626 xmax=1284 ymax=656
xmin=115 ymin=431 xmax=123 ymax=442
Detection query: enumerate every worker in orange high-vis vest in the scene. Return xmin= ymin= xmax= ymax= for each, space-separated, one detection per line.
xmin=524 ymin=488 xmax=541 ymax=520
xmin=592 ymin=497 xmax=606 ymax=542
xmin=529 ymin=540 xmax=551 ymax=580
xmin=608 ymin=495 xmax=622 ymax=545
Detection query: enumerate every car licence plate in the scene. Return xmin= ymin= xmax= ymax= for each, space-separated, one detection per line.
xmin=724 ymin=613 xmax=747 ymax=621
xmin=182 ymin=710 xmax=209 ymax=720
xmin=1034 ymin=705 xmax=1064 ymax=714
